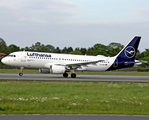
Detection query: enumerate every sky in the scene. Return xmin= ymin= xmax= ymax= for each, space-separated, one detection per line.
xmin=0 ymin=0 xmax=149 ymax=52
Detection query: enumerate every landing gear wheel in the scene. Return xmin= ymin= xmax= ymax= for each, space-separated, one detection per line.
xmin=19 ymin=73 xmax=23 ymax=76
xmin=71 ymin=73 xmax=76 ymax=78
xmin=19 ymin=67 xmax=24 ymax=76
xmin=63 ymin=73 xmax=68 ymax=77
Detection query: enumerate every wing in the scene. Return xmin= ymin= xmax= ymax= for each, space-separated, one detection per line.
xmin=44 ymin=60 xmax=105 ymax=70
xmin=60 ymin=60 xmax=104 ymax=70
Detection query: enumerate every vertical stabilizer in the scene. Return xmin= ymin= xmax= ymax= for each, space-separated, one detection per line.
xmin=116 ymin=36 xmax=141 ymax=60
xmin=107 ymin=36 xmax=141 ymax=71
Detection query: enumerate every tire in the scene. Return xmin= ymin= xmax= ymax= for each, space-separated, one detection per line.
xmin=63 ymin=73 xmax=68 ymax=77
xmin=71 ymin=73 xmax=76 ymax=78
xmin=19 ymin=73 xmax=23 ymax=76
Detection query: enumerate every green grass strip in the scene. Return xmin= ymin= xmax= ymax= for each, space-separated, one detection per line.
xmin=0 ymin=69 xmax=149 ymax=76
xmin=0 ymin=81 xmax=149 ymax=115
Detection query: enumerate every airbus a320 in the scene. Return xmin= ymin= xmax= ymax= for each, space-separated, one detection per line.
xmin=1 ymin=36 xmax=141 ymax=78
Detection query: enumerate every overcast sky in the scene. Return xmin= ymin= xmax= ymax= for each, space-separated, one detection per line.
xmin=0 ymin=0 xmax=149 ymax=52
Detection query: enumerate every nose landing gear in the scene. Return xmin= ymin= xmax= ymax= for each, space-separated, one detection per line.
xmin=19 ymin=67 xmax=24 ymax=76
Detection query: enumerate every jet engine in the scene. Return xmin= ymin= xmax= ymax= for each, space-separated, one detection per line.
xmin=39 ymin=68 xmax=50 ymax=73
xmin=50 ymin=65 xmax=66 ymax=74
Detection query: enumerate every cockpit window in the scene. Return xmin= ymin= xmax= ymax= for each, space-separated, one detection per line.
xmin=8 ymin=54 xmax=16 ymax=57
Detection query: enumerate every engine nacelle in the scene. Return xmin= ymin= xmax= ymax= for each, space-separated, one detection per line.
xmin=50 ymin=65 xmax=66 ymax=74
xmin=39 ymin=68 xmax=50 ymax=73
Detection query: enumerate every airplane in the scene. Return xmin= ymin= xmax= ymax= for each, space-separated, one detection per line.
xmin=1 ymin=36 xmax=141 ymax=78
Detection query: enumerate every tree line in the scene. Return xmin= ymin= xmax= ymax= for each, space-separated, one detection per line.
xmin=0 ymin=38 xmax=149 ymax=65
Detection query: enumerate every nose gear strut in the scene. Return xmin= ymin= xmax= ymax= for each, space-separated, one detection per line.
xmin=19 ymin=67 xmax=24 ymax=76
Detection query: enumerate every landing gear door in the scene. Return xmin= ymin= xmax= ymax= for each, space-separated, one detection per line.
xmin=21 ymin=53 xmax=26 ymax=62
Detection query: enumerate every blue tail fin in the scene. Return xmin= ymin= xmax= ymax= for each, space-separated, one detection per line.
xmin=116 ymin=36 xmax=141 ymax=60
xmin=107 ymin=36 xmax=141 ymax=71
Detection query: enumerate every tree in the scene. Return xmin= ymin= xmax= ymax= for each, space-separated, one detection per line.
xmin=141 ymin=49 xmax=149 ymax=67
xmin=75 ymin=47 xmax=80 ymax=51
xmin=45 ymin=44 xmax=55 ymax=52
xmin=8 ymin=44 xmax=20 ymax=53
xmin=55 ymin=47 xmax=61 ymax=53
xmin=29 ymin=42 xmax=54 ymax=52
xmin=62 ymin=47 xmax=68 ymax=53
xmin=91 ymin=43 xmax=108 ymax=56
xmin=144 ymin=49 xmax=149 ymax=57
xmin=30 ymin=42 xmax=42 ymax=52
xmin=67 ymin=47 xmax=73 ymax=53
xmin=107 ymin=42 xmax=124 ymax=56
xmin=135 ymin=50 xmax=142 ymax=60
xmin=0 ymin=38 xmax=8 ymax=54
xmin=80 ymin=48 xmax=87 ymax=55
xmin=21 ymin=47 xmax=31 ymax=51
xmin=87 ymin=47 xmax=94 ymax=55
xmin=69 ymin=50 xmax=82 ymax=55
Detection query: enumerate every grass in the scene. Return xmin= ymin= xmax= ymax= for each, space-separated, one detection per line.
xmin=0 ymin=69 xmax=39 ymax=74
xmin=0 ymin=68 xmax=149 ymax=76
xmin=0 ymin=81 xmax=149 ymax=115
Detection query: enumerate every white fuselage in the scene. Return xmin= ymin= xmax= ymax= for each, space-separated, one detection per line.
xmin=2 ymin=51 xmax=116 ymax=72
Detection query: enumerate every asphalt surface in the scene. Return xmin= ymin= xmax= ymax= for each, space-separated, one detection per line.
xmin=0 ymin=73 xmax=149 ymax=83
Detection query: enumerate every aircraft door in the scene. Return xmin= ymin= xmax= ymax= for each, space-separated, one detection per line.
xmin=21 ymin=53 xmax=26 ymax=62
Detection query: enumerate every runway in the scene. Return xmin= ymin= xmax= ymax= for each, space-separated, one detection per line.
xmin=0 ymin=73 xmax=149 ymax=83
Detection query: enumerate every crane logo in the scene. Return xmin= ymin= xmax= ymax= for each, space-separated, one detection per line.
xmin=124 ymin=46 xmax=136 ymax=58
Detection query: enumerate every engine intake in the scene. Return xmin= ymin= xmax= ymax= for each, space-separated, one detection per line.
xmin=50 ymin=65 xmax=65 ymax=74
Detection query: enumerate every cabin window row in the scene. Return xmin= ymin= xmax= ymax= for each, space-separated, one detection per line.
xmin=28 ymin=57 xmax=92 ymax=62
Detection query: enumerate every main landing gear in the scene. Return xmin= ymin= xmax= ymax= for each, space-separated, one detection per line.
xmin=19 ymin=67 xmax=24 ymax=76
xmin=63 ymin=72 xmax=68 ymax=77
xmin=63 ymin=72 xmax=76 ymax=78
xmin=71 ymin=73 xmax=76 ymax=78
xmin=71 ymin=70 xmax=76 ymax=78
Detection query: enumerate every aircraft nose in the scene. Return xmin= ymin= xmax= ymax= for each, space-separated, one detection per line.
xmin=1 ymin=57 xmax=7 ymax=64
